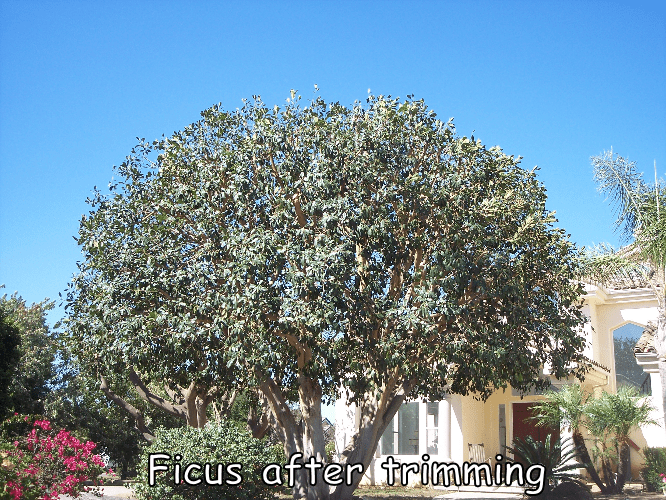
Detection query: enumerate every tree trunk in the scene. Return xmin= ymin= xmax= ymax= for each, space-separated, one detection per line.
xmin=657 ymin=312 xmax=666 ymax=443
xmin=298 ymin=375 xmax=329 ymax=500
xmin=615 ymin=441 xmax=630 ymax=492
xmin=183 ymin=385 xmax=200 ymax=427
xmin=331 ymin=380 xmax=414 ymax=500
xmin=600 ymin=454 xmax=616 ymax=494
xmin=260 ymin=377 xmax=308 ymax=499
xmin=247 ymin=391 xmax=272 ymax=439
xmin=260 ymin=373 xmax=413 ymax=500
xmin=99 ymin=374 xmax=156 ymax=442
xmin=571 ymin=429 xmax=607 ymax=493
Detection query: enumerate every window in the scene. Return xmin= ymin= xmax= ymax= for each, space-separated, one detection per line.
xmin=381 ymin=402 xmax=420 ymax=455
xmin=613 ymin=322 xmax=646 ymax=390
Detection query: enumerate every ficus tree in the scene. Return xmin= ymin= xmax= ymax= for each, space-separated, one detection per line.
xmin=65 ymin=92 xmax=588 ymax=500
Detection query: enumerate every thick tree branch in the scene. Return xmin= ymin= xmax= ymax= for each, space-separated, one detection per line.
xmin=99 ymin=374 xmax=155 ymax=442
xmin=128 ymin=368 xmax=187 ymax=420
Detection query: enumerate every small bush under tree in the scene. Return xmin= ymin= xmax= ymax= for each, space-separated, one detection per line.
xmin=133 ymin=421 xmax=281 ymax=500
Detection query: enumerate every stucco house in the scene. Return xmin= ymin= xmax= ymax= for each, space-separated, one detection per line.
xmin=334 ymin=279 xmax=663 ymax=484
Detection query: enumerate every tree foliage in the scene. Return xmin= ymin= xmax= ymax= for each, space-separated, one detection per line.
xmin=0 ymin=307 xmax=21 ymax=419
xmin=66 ymin=92 xmax=588 ymax=500
xmin=0 ymin=294 xmax=56 ymax=418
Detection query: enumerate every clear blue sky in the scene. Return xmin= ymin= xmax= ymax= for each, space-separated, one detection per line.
xmin=1 ymin=0 xmax=665 ymax=327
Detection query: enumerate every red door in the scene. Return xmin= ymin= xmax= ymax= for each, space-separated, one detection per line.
xmin=512 ymin=403 xmax=559 ymax=446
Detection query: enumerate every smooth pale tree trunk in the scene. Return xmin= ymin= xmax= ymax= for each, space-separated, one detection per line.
xmin=330 ymin=379 xmax=416 ymax=500
xmin=298 ymin=375 xmax=329 ymax=500
xmin=261 ymin=374 xmax=414 ymax=500
xmin=330 ymin=394 xmax=405 ymax=500
xmin=260 ymin=378 xmax=308 ymax=499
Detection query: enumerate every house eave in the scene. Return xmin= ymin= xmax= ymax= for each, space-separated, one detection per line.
xmin=635 ymin=352 xmax=660 ymax=373
xmin=583 ymin=284 xmax=658 ymax=306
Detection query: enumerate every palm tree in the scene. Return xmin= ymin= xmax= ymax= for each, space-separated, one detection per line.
xmin=530 ymin=384 xmax=607 ymax=493
xmin=532 ymin=385 xmax=656 ymax=494
xmin=585 ymin=387 xmax=657 ymax=493
xmin=583 ymin=149 xmax=665 ymax=435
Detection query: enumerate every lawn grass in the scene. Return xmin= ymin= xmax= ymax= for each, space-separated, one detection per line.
xmin=273 ymin=485 xmax=453 ymax=499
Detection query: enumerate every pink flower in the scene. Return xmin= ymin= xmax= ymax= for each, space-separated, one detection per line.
xmin=34 ymin=419 xmax=52 ymax=431
xmin=7 ymin=480 xmax=23 ymax=500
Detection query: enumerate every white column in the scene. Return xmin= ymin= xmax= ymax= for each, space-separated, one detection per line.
xmin=419 ymin=402 xmax=427 ymax=457
xmin=441 ymin=398 xmax=451 ymax=460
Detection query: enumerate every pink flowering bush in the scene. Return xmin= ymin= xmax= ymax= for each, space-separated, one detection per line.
xmin=1 ymin=414 xmax=107 ymax=500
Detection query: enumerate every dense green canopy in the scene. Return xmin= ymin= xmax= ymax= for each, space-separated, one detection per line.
xmin=66 ymin=93 xmax=588 ymax=500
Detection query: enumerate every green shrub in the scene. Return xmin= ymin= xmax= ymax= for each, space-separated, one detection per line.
xmin=325 ymin=441 xmax=336 ymax=463
xmin=505 ymin=434 xmax=588 ymax=499
xmin=642 ymin=447 xmax=666 ymax=492
xmin=133 ymin=421 xmax=281 ymax=500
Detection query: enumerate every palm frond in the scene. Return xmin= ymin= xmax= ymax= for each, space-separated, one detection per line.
xmin=592 ymin=150 xmax=666 ymax=271
xmin=592 ymin=150 xmax=648 ymax=241
xmin=578 ymin=244 xmax=652 ymax=288
xmin=634 ymin=190 xmax=666 ymax=267
xmin=585 ymin=386 xmax=657 ymax=440
xmin=529 ymin=384 xmax=588 ymax=432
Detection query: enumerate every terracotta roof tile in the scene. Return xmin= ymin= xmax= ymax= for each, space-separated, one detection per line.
xmin=634 ymin=322 xmax=657 ymax=354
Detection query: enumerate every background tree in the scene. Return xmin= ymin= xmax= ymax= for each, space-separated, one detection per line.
xmin=583 ymin=150 xmax=665 ymax=435
xmin=0 ymin=305 xmax=21 ymax=419
xmin=0 ymin=293 xmax=56 ymax=416
xmin=66 ymin=93 xmax=589 ymax=500
xmin=0 ymin=291 xmax=168 ymax=479
xmin=45 ymin=352 xmax=185 ymax=479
